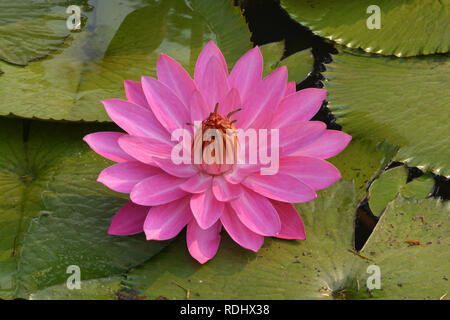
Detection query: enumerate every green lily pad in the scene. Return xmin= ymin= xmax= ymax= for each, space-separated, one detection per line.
xmin=0 ymin=0 xmax=252 ymax=121
xmin=369 ymin=166 xmax=408 ymax=216
xmin=0 ymin=119 xmax=168 ymax=299
xmin=359 ymin=197 xmax=450 ymax=299
xmin=0 ymin=0 xmax=72 ymax=65
xmin=329 ymin=139 xmax=397 ymax=198
xmin=260 ymin=41 xmax=314 ymax=82
xmin=369 ymin=166 xmax=434 ymax=216
xmin=121 ymin=181 xmax=449 ymax=300
xmin=281 ymin=0 xmax=450 ymax=57
xmin=401 ymin=174 xmax=435 ymax=199
xmin=324 ymin=51 xmax=450 ymax=178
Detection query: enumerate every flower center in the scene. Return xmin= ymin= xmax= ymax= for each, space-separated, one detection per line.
xmin=190 ymin=103 xmax=241 ymax=175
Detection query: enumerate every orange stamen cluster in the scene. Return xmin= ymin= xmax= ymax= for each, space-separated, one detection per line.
xmin=190 ymin=103 xmax=241 ymax=163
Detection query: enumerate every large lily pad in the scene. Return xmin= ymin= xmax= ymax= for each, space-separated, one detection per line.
xmin=121 ymin=181 xmax=449 ymax=300
xmin=0 ymin=0 xmax=252 ymax=121
xmin=0 ymin=119 xmax=168 ymax=299
xmin=0 ymin=0 xmax=71 ymax=65
xmin=281 ymin=0 xmax=450 ymax=57
xmin=325 ymin=51 xmax=450 ymax=178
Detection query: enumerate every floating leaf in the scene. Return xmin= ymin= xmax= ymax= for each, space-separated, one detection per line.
xmin=0 ymin=0 xmax=71 ymax=65
xmin=0 ymin=119 xmax=168 ymax=299
xmin=260 ymin=41 xmax=314 ymax=82
xmin=329 ymin=139 xmax=396 ymax=198
xmin=401 ymin=174 xmax=434 ymax=199
xmin=368 ymin=166 xmax=434 ymax=216
xmin=281 ymin=0 xmax=450 ymax=57
xmin=0 ymin=0 xmax=252 ymax=121
xmin=325 ymin=51 xmax=450 ymax=178
xmin=369 ymin=166 xmax=408 ymax=216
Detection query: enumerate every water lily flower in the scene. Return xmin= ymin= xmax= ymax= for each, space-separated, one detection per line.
xmin=83 ymin=41 xmax=351 ymax=264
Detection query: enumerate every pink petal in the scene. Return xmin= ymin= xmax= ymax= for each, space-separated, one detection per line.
xmin=124 ymin=80 xmax=150 ymax=108
xmin=242 ymin=172 xmax=316 ymax=203
xmin=180 ymin=173 xmax=212 ymax=193
xmin=151 ymin=157 xmax=198 ymax=178
xmin=144 ymin=196 xmax=192 ymax=240
xmin=157 ymin=54 xmax=197 ymax=106
xmin=230 ymin=187 xmax=281 ymax=236
xmin=270 ymin=200 xmax=305 ymax=239
xmin=108 ymin=201 xmax=149 ymax=236
xmin=187 ymin=219 xmax=221 ymax=264
xmin=118 ymin=135 xmax=172 ymax=165
xmin=194 ymin=41 xmax=228 ymax=86
xmin=238 ymin=66 xmax=287 ymax=129
xmin=223 ymin=164 xmax=261 ymax=184
xmin=220 ymin=204 xmax=263 ymax=252
xmin=236 ymin=128 xmax=259 ymax=163
xmin=292 ymin=130 xmax=352 ymax=159
xmin=279 ymin=121 xmax=326 ymax=157
xmin=212 ymin=175 xmax=242 ymax=201
xmin=102 ymin=99 xmax=169 ymax=143
xmin=190 ymin=188 xmax=225 ymax=229
xmin=98 ymin=161 xmax=161 ymax=193
xmin=190 ymin=90 xmax=210 ymax=123
xmin=272 ymin=88 xmax=326 ymax=128
xmin=196 ymin=56 xmax=230 ymax=111
xmin=279 ymin=156 xmax=341 ymax=190
xmin=284 ymin=81 xmax=296 ymax=97
xmin=141 ymin=76 xmax=190 ymax=133
xmin=130 ymin=173 xmax=188 ymax=206
xmin=217 ymin=88 xmax=241 ymax=116
xmin=83 ymin=132 xmax=134 ymax=163
xmin=228 ymin=46 xmax=263 ymax=103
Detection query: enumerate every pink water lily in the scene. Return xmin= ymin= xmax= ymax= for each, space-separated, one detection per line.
xmin=83 ymin=41 xmax=351 ymax=264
